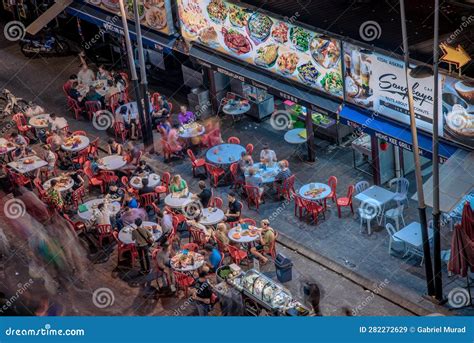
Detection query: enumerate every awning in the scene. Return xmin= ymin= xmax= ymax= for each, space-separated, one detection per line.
xmin=339 ymin=105 xmax=458 ymax=163
xmin=66 ymin=2 xmax=176 ymax=50
xmin=189 ymin=45 xmax=341 ymax=114
xmin=416 ymin=150 xmax=474 ymax=213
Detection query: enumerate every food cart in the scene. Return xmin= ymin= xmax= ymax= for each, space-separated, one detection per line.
xmin=216 ymin=266 xmax=311 ymax=316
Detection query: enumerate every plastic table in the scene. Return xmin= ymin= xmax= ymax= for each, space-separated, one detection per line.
xmin=29 ymin=113 xmax=50 ymax=129
xmin=200 ymin=208 xmax=225 ymax=226
xmin=223 ymin=103 xmax=251 ymax=119
xmin=98 ymin=155 xmax=127 ymax=171
xmin=129 ymin=173 xmax=160 ymax=190
xmin=8 ymin=156 xmax=48 ymax=174
xmin=43 ymin=176 xmax=74 ymax=193
xmin=284 ymin=129 xmax=307 ymax=160
xmin=228 ymin=225 xmax=261 ymax=244
xmin=299 ymin=183 xmax=331 ymax=202
xmin=354 ymin=185 xmax=395 ymax=223
xmin=245 ymin=163 xmax=279 ymax=184
xmin=61 ymin=135 xmax=90 ymax=153
xmin=164 ymin=193 xmax=194 ymax=209
xmin=206 ymin=144 xmax=246 ymax=165
xmin=77 ymin=199 xmax=121 ymax=221
xmin=115 ymin=101 xmax=153 ymax=120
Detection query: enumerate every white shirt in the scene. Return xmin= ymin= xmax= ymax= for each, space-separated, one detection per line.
xmin=260 ymin=149 xmax=277 ymax=162
xmin=77 ymin=69 xmax=95 ymax=85
xmin=49 ymin=117 xmax=68 ymax=131
xmin=161 ymin=213 xmax=174 ymax=234
xmin=45 ymin=150 xmax=56 ymax=168
xmin=93 ymin=208 xmax=111 ymax=226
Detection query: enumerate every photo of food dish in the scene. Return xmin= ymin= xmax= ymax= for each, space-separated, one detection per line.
xmin=445 ymin=105 xmax=474 ymax=137
xmin=247 ymin=12 xmax=273 ymax=43
xmin=320 ymin=71 xmax=343 ymax=95
xmin=271 ymin=21 xmax=288 ymax=44
xmin=297 ymin=62 xmax=319 ymax=86
xmin=126 ymin=0 xmax=145 ymax=21
xmin=277 ymin=52 xmax=299 ymax=75
xmin=222 ymin=27 xmax=252 ymax=55
xmin=229 ymin=5 xmax=249 ymax=27
xmin=145 ymin=6 xmax=167 ymax=29
xmin=198 ymin=27 xmax=219 ymax=47
xmin=144 ymin=0 xmax=164 ymax=8
xmin=207 ymin=0 xmax=227 ymax=24
xmin=255 ymin=44 xmax=279 ymax=68
xmin=101 ymin=0 xmax=120 ymax=11
xmin=290 ymin=27 xmax=312 ymax=52
xmin=179 ymin=1 xmax=208 ymax=35
xmin=310 ymin=35 xmax=341 ymax=69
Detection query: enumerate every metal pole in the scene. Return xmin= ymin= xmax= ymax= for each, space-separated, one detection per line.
xmin=432 ymin=0 xmax=443 ymax=301
xmin=118 ymin=0 xmax=147 ymax=144
xmin=400 ymin=0 xmax=435 ymax=297
xmin=133 ymin=0 xmax=153 ymax=147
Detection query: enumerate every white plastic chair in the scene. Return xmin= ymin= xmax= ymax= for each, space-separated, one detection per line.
xmin=355 ymin=181 xmax=370 ymax=194
xmin=389 ymin=177 xmax=409 ymax=205
xmin=358 ymin=200 xmax=381 ymax=235
xmin=384 ymin=223 xmax=406 ymax=255
xmin=384 ymin=205 xmax=406 ymax=231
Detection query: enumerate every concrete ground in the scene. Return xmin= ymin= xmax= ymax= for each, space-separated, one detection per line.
xmin=0 ymin=32 xmax=471 ymax=316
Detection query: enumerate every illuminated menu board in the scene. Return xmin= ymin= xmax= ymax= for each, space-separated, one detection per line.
xmin=177 ymin=0 xmax=343 ymax=99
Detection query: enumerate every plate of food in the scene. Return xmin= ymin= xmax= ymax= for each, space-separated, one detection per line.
xmin=271 ymin=21 xmax=288 ymax=43
xmin=222 ymin=27 xmax=252 ymax=55
xmin=179 ymin=1 xmax=208 ymax=36
xmin=132 ymin=178 xmax=141 ymax=185
xmin=144 ymin=0 xmax=164 ymax=8
xmin=101 ymin=0 xmax=120 ymax=11
xmin=254 ymin=44 xmax=279 ymax=68
xmin=247 ymin=12 xmax=273 ymax=44
xmin=206 ymin=0 xmax=227 ymax=24
xmin=198 ymin=27 xmax=219 ymax=47
xmin=23 ymin=159 xmax=34 ymax=165
xmin=145 ymin=6 xmax=167 ymax=29
xmin=126 ymin=0 xmax=145 ymax=20
xmin=345 ymin=76 xmax=361 ymax=98
xmin=229 ymin=5 xmax=249 ymax=27
xmin=277 ymin=52 xmax=299 ymax=75
xmin=304 ymin=188 xmax=325 ymax=198
xmin=444 ymin=104 xmax=474 ymax=138
xmin=320 ymin=71 xmax=343 ymax=96
xmin=290 ymin=27 xmax=312 ymax=52
xmin=232 ymin=232 xmax=241 ymax=240
xmin=297 ymin=62 xmax=319 ymax=86
xmin=310 ymin=35 xmax=341 ymax=69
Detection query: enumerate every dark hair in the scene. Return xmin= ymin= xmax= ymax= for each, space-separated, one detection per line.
xmin=228 ymin=191 xmax=236 ymax=198
xmin=108 ymin=138 xmax=114 ymax=145
xmin=141 ymin=178 xmax=149 ymax=186
xmin=69 ymin=74 xmax=77 ymax=80
xmin=50 ymin=113 xmax=56 ymax=119
xmin=198 ymin=270 xmax=208 ymax=278
xmin=120 ymin=106 xmax=127 ymax=114
xmin=98 ymin=203 xmax=104 ymax=210
xmin=10 ymin=132 xmax=18 ymax=137
xmin=198 ymin=180 xmax=206 ymax=189
xmin=263 ymin=143 xmax=269 ymax=149
xmin=204 ymin=244 xmax=214 ymax=252
xmin=50 ymin=179 xmax=58 ymax=187
xmin=107 ymin=79 xmax=114 ymax=87
xmin=139 ymin=160 xmax=146 ymax=166
xmin=135 ymin=218 xmax=143 ymax=226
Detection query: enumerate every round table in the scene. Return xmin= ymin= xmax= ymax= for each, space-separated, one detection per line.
xmin=171 ymin=251 xmax=205 ymax=272
xmin=223 ymin=102 xmax=251 ymax=118
xmin=78 ymin=80 xmax=108 ymax=97
xmin=298 ymin=183 xmax=331 ymax=201
xmin=130 ymin=173 xmax=160 ymax=190
xmin=115 ymin=101 xmax=153 ymax=120
xmin=206 ymin=144 xmax=246 ymax=165
xmin=61 ymin=135 xmax=90 ymax=153
xmin=245 ymin=163 xmax=280 ymax=184
xmin=0 ymin=138 xmax=16 ymax=155
xmin=77 ymin=199 xmax=121 ymax=221
xmin=98 ymin=155 xmax=127 ymax=171
xmin=178 ymin=125 xmax=205 ymax=139
xmin=164 ymin=193 xmax=194 ymax=209
xmin=200 ymin=208 xmax=225 ymax=226
xmin=284 ymin=129 xmax=307 ymax=144
xmin=228 ymin=225 xmax=261 ymax=244
xmin=29 ymin=114 xmax=50 ymax=129
xmin=119 ymin=221 xmax=162 ymax=245
xmin=43 ymin=176 xmax=74 ymax=193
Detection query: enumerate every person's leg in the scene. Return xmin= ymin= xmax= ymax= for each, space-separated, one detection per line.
xmin=195 ymin=302 xmax=209 ymax=316
xmin=250 ymin=247 xmax=268 ymax=263
xmin=137 ymin=247 xmax=146 ymax=272
xmin=143 ymin=247 xmax=150 ymax=272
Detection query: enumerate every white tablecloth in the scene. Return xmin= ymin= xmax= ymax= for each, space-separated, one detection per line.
xmin=29 ymin=114 xmax=50 ymax=129
xmin=0 ymin=138 xmax=15 ymax=154
xmin=200 ymin=208 xmax=225 ymax=226
xmin=61 ymin=135 xmax=90 ymax=152
xmin=98 ymin=155 xmax=127 ymax=171
xmin=164 ymin=193 xmax=194 ymax=209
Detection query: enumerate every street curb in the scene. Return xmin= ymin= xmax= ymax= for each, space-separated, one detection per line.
xmin=276 ymin=232 xmax=452 ymax=316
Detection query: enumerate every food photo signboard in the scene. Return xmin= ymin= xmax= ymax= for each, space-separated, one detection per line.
xmin=343 ymin=42 xmax=443 ymax=135
xmin=177 ymin=0 xmax=344 ymax=99
xmin=84 ymin=0 xmax=175 ymax=35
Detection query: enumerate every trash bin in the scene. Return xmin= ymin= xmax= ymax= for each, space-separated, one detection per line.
xmin=275 ymin=253 xmax=293 ymax=283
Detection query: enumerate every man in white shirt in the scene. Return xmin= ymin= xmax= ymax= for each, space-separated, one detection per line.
xmin=260 ymin=143 xmax=277 ymax=163
xmin=77 ymin=64 xmax=95 ymax=85
xmin=48 ymin=113 xmax=68 ymax=131
xmin=159 ymin=210 xmax=174 ymax=235
xmin=93 ymin=203 xmax=112 ymax=226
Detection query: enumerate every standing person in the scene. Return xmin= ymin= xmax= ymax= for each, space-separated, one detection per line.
xmin=131 ymin=218 xmax=153 ymax=274
xmin=249 ymin=219 xmax=275 ymax=264
xmin=260 ymin=143 xmax=277 ymax=164
xmin=224 ymin=192 xmax=242 ymax=223
xmin=177 ymin=105 xmax=195 ymax=125
xmin=192 ymin=269 xmax=214 ymax=316
xmin=193 ymin=180 xmax=212 ymax=208
xmin=46 ymin=179 xmax=64 ymax=211
xmin=77 ymin=63 xmax=95 ymax=85
xmin=155 ymin=242 xmax=174 ymax=289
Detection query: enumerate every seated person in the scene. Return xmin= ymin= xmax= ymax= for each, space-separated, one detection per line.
xmin=123 ymin=190 xmax=139 ymax=208
xmin=193 ymin=180 xmax=212 ymax=208
xmin=246 ymin=167 xmax=264 ymax=196
xmin=77 ymin=63 xmax=95 ymax=85
xmin=13 ymin=144 xmax=36 ymax=161
xmin=41 ymin=144 xmax=56 ymax=175
xmin=107 ymin=138 xmax=123 ymax=155
xmin=10 ymin=132 xmax=28 ymax=146
xmin=133 ymin=160 xmax=152 ymax=176
xmin=68 ymin=81 xmax=84 ymax=104
xmin=89 ymin=156 xmax=100 ymax=175
xmin=104 ymin=79 xmax=120 ymax=104
xmin=151 ymin=95 xmax=170 ymax=126
xmin=157 ymin=118 xmax=171 ymax=137
xmin=224 ymin=192 xmax=242 ymax=223
xmin=169 ymin=174 xmax=188 ymax=195
xmin=203 ymin=243 xmax=222 ymax=271
xmin=96 ymin=65 xmax=110 ymax=80
xmin=177 ymin=105 xmax=195 ymax=125
xmin=250 ymin=219 xmax=275 ymax=264
xmin=106 ymin=182 xmax=124 ymax=202
xmin=84 ymin=86 xmax=105 ymax=108
xmin=64 ymin=74 xmax=77 ymax=93
xmin=167 ymin=124 xmax=184 ymax=157
xmin=138 ymin=178 xmax=155 ymax=195
xmin=260 ymin=143 xmax=277 ymax=164
xmin=186 ymin=217 xmax=211 ymax=242
xmin=46 ymin=179 xmax=64 ymax=210
xmin=212 ymin=223 xmax=230 ymax=246
xmin=48 ymin=113 xmax=68 ymax=132
xmin=274 ymin=160 xmax=292 ymax=184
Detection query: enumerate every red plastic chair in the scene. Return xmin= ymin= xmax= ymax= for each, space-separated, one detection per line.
xmin=209 ymin=196 xmax=223 ymax=209
xmin=108 ymin=92 xmax=123 ymax=114
xmin=12 ymin=113 xmax=32 ymax=135
xmin=72 ymin=130 xmax=87 ymax=136
xmin=99 ymin=170 xmax=119 ymax=188
xmin=85 ymin=101 xmax=102 ymax=121
xmin=71 ymin=185 xmax=85 ymax=211
xmin=63 ymin=82 xmax=71 ymax=97
xmin=88 ymin=138 xmax=99 ymax=157
xmin=114 ymin=121 xmax=128 ymax=143
xmin=140 ymin=192 xmax=157 ymax=207
xmin=189 ymin=227 xmax=207 ymax=247
xmin=9 ymin=170 xmax=32 ymax=188
xmin=155 ymin=172 xmax=170 ymax=202
xmin=96 ymin=224 xmax=114 ymax=248
xmin=244 ymin=184 xmax=263 ymax=211
xmin=229 ymin=163 xmax=244 ymax=190
xmin=303 ymin=199 xmax=325 ymax=225
xmin=263 ymin=231 xmax=278 ymax=260
xmin=33 ymin=177 xmax=48 ymax=201
xmin=324 ymin=176 xmax=338 ymax=210
xmin=227 ymin=136 xmax=240 ymax=144
xmin=245 ymin=143 xmax=254 ymax=156
xmin=62 ymin=213 xmax=86 ymax=235
xmin=240 ymin=218 xmax=257 ymax=226
xmin=182 ymin=242 xmax=199 ymax=252
xmin=215 ymin=236 xmax=228 ymax=254
xmin=173 ymin=271 xmax=195 ymax=297
xmin=72 ymin=148 xmax=89 ymax=165
xmin=276 ymin=175 xmax=295 ymax=201
xmin=161 ymin=139 xmax=172 ymax=161
xmin=67 ymin=96 xmax=83 ymax=120
xmin=84 ymin=164 xmax=105 ymax=193
xmin=113 ymin=231 xmax=137 ymax=267
xmin=187 ymin=149 xmax=206 ymax=177
xmin=205 ymin=163 xmax=225 ymax=188
xmin=336 ymin=185 xmax=355 ymax=218
xmin=151 ymin=92 xmax=161 ymax=111
xmin=292 ymin=191 xmax=306 ymax=219
xmin=227 ymin=244 xmax=248 ymax=265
